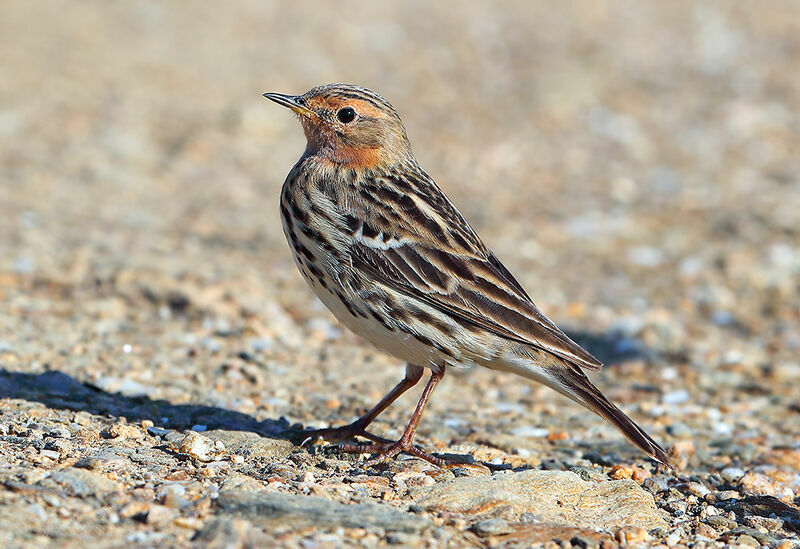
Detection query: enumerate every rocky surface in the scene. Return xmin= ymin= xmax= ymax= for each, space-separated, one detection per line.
xmin=2 ymin=2 xmax=800 ymax=548
xmin=410 ymin=470 xmax=667 ymax=530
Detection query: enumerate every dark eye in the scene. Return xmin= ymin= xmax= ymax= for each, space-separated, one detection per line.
xmin=337 ymin=107 xmax=356 ymax=124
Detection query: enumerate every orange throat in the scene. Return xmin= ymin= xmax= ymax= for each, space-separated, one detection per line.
xmin=306 ymin=137 xmax=384 ymax=170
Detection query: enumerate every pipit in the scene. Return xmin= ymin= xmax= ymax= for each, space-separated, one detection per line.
xmin=265 ymin=84 xmax=670 ymax=468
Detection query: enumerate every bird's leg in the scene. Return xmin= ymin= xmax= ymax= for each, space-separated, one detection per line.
xmin=303 ymin=363 xmax=424 ymax=445
xmin=338 ymin=367 xmax=446 ymax=467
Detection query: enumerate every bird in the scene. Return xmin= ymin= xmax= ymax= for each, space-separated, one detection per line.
xmin=264 ymin=83 xmax=671 ymax=468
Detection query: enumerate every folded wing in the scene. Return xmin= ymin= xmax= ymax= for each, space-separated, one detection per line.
xmin=341 ymin=174 xmax=603 ymax=372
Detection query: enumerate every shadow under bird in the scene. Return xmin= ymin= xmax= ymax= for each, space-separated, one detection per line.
xmin=264 ymin=83 xmax=671 ymax=468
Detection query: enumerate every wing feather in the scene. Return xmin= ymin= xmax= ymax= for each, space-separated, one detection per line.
xmin=343 ymin=172 xmax=603 ymax=371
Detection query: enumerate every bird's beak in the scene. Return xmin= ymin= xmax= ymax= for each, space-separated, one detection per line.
xmin=263 ymin=92 xmax=314 ymax=117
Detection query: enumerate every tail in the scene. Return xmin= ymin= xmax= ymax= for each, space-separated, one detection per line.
xmin=546 ymin=365 xmax=673 ymax=468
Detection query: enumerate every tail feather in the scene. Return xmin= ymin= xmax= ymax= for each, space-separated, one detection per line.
xmin=548 ymin=366 xmax=673 ymax=468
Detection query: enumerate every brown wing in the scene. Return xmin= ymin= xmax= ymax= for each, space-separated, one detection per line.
xmin=343 ymin=170 xmax=603 ymax=371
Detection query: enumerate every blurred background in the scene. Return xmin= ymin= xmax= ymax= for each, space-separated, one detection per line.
xmin=2 ymin=0 xmax=800 ymax=511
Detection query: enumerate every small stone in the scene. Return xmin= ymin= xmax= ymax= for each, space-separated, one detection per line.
xmin=695 ymin=523 xmax=718 ymax=539
xmin=642 ymin=477 xmax=668 ymax=493
xmin=73 ymin=412 xmax=92 ymax=426
xmin=570 ymin=534 xmax=600 ymax=549
xmin=45 ymin=438 xmax=72 ymax=457
xmin=720 ymin=467 xmax=746 ymax=482
xmin=546 ymin=430 xmax=569 ymax=442
xmin=40 ymin=449 xmax=61 ymax=460
xmin=427 ymin=469 xmax=456 ymax=483
xmin=145 ymin=504 xmax=174 ymax=526
xmin=714 ymin=490 xmax=741 ymax=501
xmin=174 ymin=431 xmax=225 ymax=462
xmin=511 ymin=426 xmax=549 ymax=438
xmin=677 ymin=481 xmax=710 ymax=497
xmin=146 ymin=426 xmax=170 ymax=438
xmin=608 ymin=465 xmax=650 ymax=483
xmin=100 ymin=423 xmax=144 ymax=440
xmin=299 ymin=471 xmax=315 ymax=483
xmin=395 ymin=471 xmax=435 ymax=488
xmin=118 ymin=501 xmax=150 ymax=519
xmin=704 ymin=515 xmax=738 ymax=530
xmin=738 ymin=472 xmax=794 ymax=502
xmin=199 ymin=461 xmax=231 ymax=476
xmin=220 ymin=474 xmax=266 ymax=492
xmin=666 ymin=422 xmax=692 ymax=437
xmin=41 ymin=468 xmax=119 ymax=497
xmin=74 ymin=457 xmax=102 ymax=470
xmin=743 ymin=515 xmax=784 ymax=531
xmin=615 ymin=526 xmax=649 ymax=544
xmin=662 ymin=390 xmax=690 ymax=404
xmin=157 ymin=483 xmax=186 ymax=500
xmin=162 ymin=492 xmax=190 ymax=509
xmin=47 ymin=427 xmax=72 ymax=439
xmin=202 ymin=430 xmax=293 ymax=460
xmin=735 ymin=534 xmax=761 ymax=547
xmin=141 ymin=420 xmax=154 ymax=429
xmin=472 ymin=518 xmax=512 ymax=536
xmin=174 ymin=517 xmax=203 ymax=530
xmin=193 ymin=518 xmax=261 ymax=547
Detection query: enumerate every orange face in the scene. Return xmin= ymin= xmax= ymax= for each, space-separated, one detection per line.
xmin=265 ymin=85 xmax=411 ymax=170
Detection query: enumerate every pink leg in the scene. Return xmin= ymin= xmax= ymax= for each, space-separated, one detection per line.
xmin=304 ymin=364 xmax=425 ymax=445
xmin=338 ymin=366 xmax=447 ymax=467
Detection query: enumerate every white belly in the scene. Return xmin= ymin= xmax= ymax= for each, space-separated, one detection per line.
xmin=309 ymin=274 xmax=447 ymax=367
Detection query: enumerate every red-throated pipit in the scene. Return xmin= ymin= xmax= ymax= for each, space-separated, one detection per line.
xmin=265 ymin=84 xmax=670 ymax=468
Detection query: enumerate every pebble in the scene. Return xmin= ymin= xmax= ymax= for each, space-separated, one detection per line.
xmin=743 ymin=515 xmax=783 ymax=531
xmin=714 ymin=490 xmax=741 ymax=501
xmin=704 ymin=515 xmax=738 ymax=530
xmin=615 ymin=526 xmax=649 ymax=544
xmin=677 ymin=481 xmax=710 ymax=497
xmin=662 ymin=390 xmax=690 ymax=404
xmin=608 ymin=465 xmax=651 ymax=482
xmin=472 ymin=518 xmax=512 ymax=536
xmin=738 ymin=472 xmax=795 ymax=502
xmin=174 ymin=431 xmax=226 ymax=462
xmin=100 ymin=423 xmax=145 ymax=440
xmin=510 ymin=426 xmax=549 ymax=438
xmin=47 ymin=427 xmax=72 ymax=439
xmin=666 ymin=421 xmax=692 ymax=437
xmin=145 ymin=504 xmax=174 ymax=527
xmin=720 ymin=467 xmax=746 ymax=482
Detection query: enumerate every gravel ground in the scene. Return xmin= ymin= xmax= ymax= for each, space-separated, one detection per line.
xmin=2 ymin=2 xmax=800 ymax=547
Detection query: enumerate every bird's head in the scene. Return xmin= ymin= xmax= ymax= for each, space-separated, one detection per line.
xmin=264 ymin=84 xmax=412 ymax=169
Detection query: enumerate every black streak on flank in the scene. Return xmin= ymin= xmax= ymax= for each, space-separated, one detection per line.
xmin=370 ymin=310 xmax=393 ymax=331
xmin=281 ymin=203 xmax=294 ymax=230
xmin=288 ymin=200 xmax=310 ymax=226
xmin=334 ymin=289 xmax=361 ymax=318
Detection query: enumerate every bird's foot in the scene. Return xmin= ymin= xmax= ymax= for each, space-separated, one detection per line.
xmin=300 ymin=421 xmax=390 ymax=447
xmin=337 ymin=438 xmax=447 ymax=468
